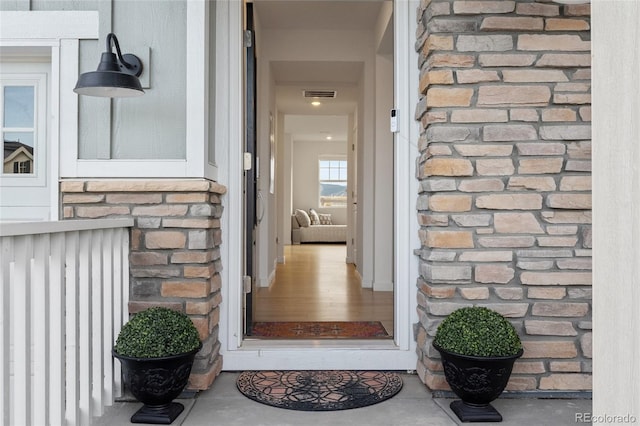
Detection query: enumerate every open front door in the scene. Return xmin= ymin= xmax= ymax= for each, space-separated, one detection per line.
xmin=222 ymin=0 xmax=419 ymax=371
xmin=243 ymin=2 xmax=258 ymax=335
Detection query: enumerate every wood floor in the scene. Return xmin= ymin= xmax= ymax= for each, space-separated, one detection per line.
xmin=253 ymin=244 xmax=394 ymax=336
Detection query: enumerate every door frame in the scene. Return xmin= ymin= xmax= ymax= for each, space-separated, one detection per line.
xmin=218 ymin=0 xmax=420 ymax=370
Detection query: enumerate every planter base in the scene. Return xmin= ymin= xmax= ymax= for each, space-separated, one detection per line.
xmin=450 ymin=400 xmax=502 ymax=423
xmin=131 ymin=402 xmax=184 ymax=424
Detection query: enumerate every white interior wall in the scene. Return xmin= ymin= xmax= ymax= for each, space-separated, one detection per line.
xmin=355 ymin=65 xmax=375 ymax=288
xmin=278 ymin=126 xmax=293 ymax=250
xmin=375 ymin=1 xmax=394 ymax=52
xmin=346 ymin=113 xmax=357 ymax=264
xmin=371 ymin=5 xmax=394 ymax=291
xmin=373 ymin=52 xmax=394 ymax=291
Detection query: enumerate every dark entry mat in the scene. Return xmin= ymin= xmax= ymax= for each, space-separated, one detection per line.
xmin=236 ymin=370 xmax=403 ymax=411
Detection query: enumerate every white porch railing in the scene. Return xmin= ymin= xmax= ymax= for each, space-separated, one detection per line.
xmin=0 ymin=219 xmax=133 ymax=426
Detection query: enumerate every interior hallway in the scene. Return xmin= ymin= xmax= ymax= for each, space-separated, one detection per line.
xmin=253 ymin=244 xmax=394 ymax=335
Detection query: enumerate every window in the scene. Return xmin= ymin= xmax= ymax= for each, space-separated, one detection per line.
xmin=13 ymin=160 xmax=32 ymax=174
xmin=319 ymin=158 xmax=347 ymax=207
xmin=0 ymin=12 xmax=95 ymax=221
xmin=2 ymin=84 xmax=36 ymax=175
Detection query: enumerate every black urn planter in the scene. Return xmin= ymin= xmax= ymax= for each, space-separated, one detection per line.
xmin=113 ymin=344 xmax=201 ymax=424
xmin=433 ymin=342 xmax=523 ymax=422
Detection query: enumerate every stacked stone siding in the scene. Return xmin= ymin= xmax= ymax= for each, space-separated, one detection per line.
xmin=61 ymin=179 xmax=226 ymax=390
xmin=415 ymin=1 xmax=591 ymax=392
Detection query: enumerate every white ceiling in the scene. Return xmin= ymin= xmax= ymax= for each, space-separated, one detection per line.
xmin=253 ymin=0 xmax=385 ymax=31
xmin=253 ymin=0 xmax=387 ymax=142
xmin=284 ymin=115 xmax=350 ymax=142
xmin=270 ymin=61 xmax=364 ymax=85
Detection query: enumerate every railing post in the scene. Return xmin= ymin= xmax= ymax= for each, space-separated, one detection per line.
xmin=102 ymin=229 xmax=114 ymax=405
xmin=91 ymin=230 xmax=105 ymax=416
xmin=78 ymin=230 xmax=92 ymax=425
xmin=112 ymin=228 xmax=127 ymax=398
xmin=12 ymin=235 xmax=33 ymax=426
xmin=65 ymin=231 xmax=80 ymax=426
xmin=32 ymin=234 xmax=51 ymax=425
xmin=0 ymin=237 xmax=13 ymax=426
xmin=49 ymin=232 xmax=66 ymax=425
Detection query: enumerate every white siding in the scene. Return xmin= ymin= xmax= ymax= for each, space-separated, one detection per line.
xmin=592 ymin=0 xmax=640 ymax=419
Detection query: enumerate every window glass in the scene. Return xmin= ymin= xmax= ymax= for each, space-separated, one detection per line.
xmin=2 ymin=85 xmax=36 ymax=175
xmin=3 ymin=131 xmax=34 ymax=148
xmin=4 ymin=86 xmax=34 ymax=128
xmin=319 ymin=159 xmax=347 ymax=207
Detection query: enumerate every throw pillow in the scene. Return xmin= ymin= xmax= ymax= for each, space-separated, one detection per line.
xmin=294 ymin=209 xmax=311 ymax=227
xmin=318 ymin=213 xmax=333 ymax=225
xmin=308 ymin=208 xmax=320 ymax=225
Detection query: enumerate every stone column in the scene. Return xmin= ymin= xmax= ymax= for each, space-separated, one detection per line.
xmin=61 ymin=179 xmax=226 ymax=390
xmin=414 ymin=0 xmax=592 ymax=393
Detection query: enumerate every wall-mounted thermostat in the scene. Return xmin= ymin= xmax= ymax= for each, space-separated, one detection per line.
xmin=390 ymin=109 xmax=398 ymax=133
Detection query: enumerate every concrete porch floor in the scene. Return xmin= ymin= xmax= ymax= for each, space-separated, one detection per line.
xmin=94 ymin=372 xmax=592 ymax=426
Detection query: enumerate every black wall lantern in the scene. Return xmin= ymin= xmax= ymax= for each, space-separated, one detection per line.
xmin=74 ymin=33 xmax=144 ymax=98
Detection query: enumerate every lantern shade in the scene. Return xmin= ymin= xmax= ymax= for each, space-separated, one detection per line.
xmin=73 ymin=35 xmax=144 ymax=98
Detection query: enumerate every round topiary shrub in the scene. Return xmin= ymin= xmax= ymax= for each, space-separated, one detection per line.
xmin=114 ymin=307 xmax=201 ymax=358
xmin=434 ymin=306 xmax=521 ymax=357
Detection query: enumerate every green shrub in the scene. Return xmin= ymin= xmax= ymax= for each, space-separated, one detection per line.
xmin=434 ymin=306 xmax=522 ymax=357
xmin=114 ymin=307 xmax=201 ymax=358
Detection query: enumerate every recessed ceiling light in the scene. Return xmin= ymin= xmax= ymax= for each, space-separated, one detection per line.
xmin=311 ymin=101 xmax=321 ymax=106
xmin=326 ymin=135 xmax=332 ymax=140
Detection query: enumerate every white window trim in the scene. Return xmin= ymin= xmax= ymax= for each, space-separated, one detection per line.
xmin=0 ymin=72 xmax=47 ymax=187
xmin=1 ymin=11 xmax=99 ymax=220
xmin=318 ymin=157 xmax=348 ymax=208
xmin=187 ymin=0 xmax=218 ymax=181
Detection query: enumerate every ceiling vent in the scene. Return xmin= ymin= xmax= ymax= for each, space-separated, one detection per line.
xmin=303 ymin=90 xmax=337 ymax=99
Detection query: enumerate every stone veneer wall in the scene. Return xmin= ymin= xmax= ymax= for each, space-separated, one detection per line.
xmin=61 ymin=179 xmax=226 ymax=390
xmin=414 ymin=1 xmax=592 ymax=393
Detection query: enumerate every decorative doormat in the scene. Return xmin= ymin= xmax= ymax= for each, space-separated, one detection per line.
xmin=250 ymin=321 xmax=389 ymax=338
xmin=236 ymin=370 xmax=403 ymax=411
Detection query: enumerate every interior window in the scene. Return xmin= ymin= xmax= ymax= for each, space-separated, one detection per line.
xmin=318 ymin=158 xmax=347 ymax=207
